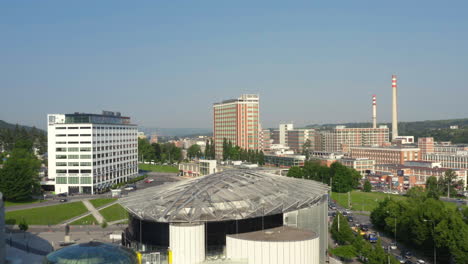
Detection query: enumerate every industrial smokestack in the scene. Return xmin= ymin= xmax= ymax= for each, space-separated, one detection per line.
xmin=392 ymin=75 xmax=398 ymax=140
xmin=372 ymin=95 xmax=377 ymax=128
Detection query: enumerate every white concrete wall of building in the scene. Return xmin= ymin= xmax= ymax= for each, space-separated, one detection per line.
xmin=169 ymin=223 xmax=205 ymax=264
xmin=226 ymin=235 xmax=319 ymax=264
xmin=284 ymin=196 xmax=328 ymax=263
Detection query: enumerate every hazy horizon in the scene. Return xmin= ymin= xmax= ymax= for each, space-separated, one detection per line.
xmin=1 ymin=1 xmax=467 ymax=130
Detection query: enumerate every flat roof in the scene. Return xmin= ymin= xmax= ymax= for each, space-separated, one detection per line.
xmin=227 ymin=226 xmax=317 ymax=242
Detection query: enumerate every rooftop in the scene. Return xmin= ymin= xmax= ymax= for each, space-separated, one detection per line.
xmin=227 ymin=226 xmax=317 ymax=242
xmin=119 ymin=169 xmax=329 ymax=223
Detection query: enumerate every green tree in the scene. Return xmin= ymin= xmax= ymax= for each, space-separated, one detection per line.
xmin=363 ymin=180 xmax=372 ymax=192
xmin=0 ymin=146 xmax=40 ymax=201
xmin=330 ymin=245 xmax=357 ymax=260
xmin=331 ymin=212 xmax=355 ymax=245
xmin=426 ymin=176 xmax=440 ymax=199
xmin=287 ymin=166 xmax=304 ymax=178
xmin=187 ymin=144 xmax=202 ymax=160
xmin=258 ymin=151 xmax=265 ymax=165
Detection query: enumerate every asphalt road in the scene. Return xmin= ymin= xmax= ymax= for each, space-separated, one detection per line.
xmin=6 ymin=171 xmax=181 ymax=212
xmin=331 ymin=202 xmax=434 ymax=264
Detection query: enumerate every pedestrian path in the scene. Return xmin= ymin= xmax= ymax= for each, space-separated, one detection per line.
xmin=61 ymin=200 xmax=118 ymax=225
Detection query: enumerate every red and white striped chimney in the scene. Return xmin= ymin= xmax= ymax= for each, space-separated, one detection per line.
xmin=372 ymin=95 xmax=377 ymax=128
xmin=392 ymin=75 xmax=398 ymax=140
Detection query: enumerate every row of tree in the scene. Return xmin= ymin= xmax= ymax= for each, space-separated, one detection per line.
xmin=370 ymin=188 xmax=468 ymax=264
xmin=425 ymin=170 xmax=465 ymax=199
xmin=222 ymin=139 xmax=265 ymax=165
xmin=0 ymin=139 xmax=41 ymax=201
xmin=138 ymin=138 xmax=182 ymax=163
xmin=0 ymin=125 xmax=47 ymax=157
xmin=330 ymin=212 xmax=399 ymax=263
xmin=287 ymin=161 xmax=361 ymax=193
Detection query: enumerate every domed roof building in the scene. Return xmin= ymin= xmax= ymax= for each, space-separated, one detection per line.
xmin=119 ymin=169 xmax=329 ymax=264
xmin=43 ymin=241 xmax=139 ymax=264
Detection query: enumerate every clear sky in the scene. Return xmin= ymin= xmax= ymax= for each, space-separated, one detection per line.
xmin=1 ymin=0 xmax=467 ymax=129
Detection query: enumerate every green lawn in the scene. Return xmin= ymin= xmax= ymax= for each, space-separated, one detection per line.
xmin=5 ymin=201 xmax=88 ymax=225
xmin=70 ymin=214 xmax=98 ymax=225
xmin=99 ymin=204 xmax=128 ymax=222
xmin=4 ymin=199 xmax=43 ymax=207
xmin=89 ymin=198 xmax=117 ymax=209
xmin=331 ymin=191 xmax=406 ymax=212
xmin=138 ymin=163 xmax=179 ymax=173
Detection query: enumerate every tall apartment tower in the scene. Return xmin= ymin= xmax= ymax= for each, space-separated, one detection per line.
xmin=48 ymin=111 xmax=138 ymax=194
xmin=213 ymin=94 xmax=260 ymax=159
xmin=392 ymin=75 xmax=399 ymax=140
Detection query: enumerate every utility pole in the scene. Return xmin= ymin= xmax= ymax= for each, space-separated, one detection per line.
xmin=348 ymin=191 xmax=351 ymax=208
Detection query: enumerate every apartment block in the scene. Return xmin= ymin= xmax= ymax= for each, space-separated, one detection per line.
xmin=316 ymin=126 xmax=389 ymax=153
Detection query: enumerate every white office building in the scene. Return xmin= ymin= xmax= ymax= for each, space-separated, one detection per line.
xmin=47 ymin=111 xmax=138 ymax=194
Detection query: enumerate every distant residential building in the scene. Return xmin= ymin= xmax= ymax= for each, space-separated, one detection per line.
xmin=150 ymin=134 xmax=158 ymax=144
xmin=137 ymin=131 xmax=146 ymax=140
xmin=47 ymin=111 xmax=138 ymax=194
xmin=259 ymin=129 xmax=271 ymax=152
xmin=213 ymin=94 xmax=260 ymax=159
xmin=270 ymin=124 xmax=314 ymax=153
xmin=264 ymin=154 xmax=306 ymax=168
xmin=450 ymin=125 xmax=459 ymax=130
xmin=418 ymin=137 xmax=435 ymax=156
xmin=393 ymin=136 xmax=415 ymax=145
xmin=179 ymin=160 xmax=218 ymax=177
xmin=350 ymin=146 xmax=420 ymax=165
xmin=404 ymin=160 xmax=442 ymax=168
xmin=316 ymin=126 xmax=389 ymax=153
xmin=339 ymin=158 xmax=375 ymax=176
xmin=375 ymin=164 xmax=467 ymax=190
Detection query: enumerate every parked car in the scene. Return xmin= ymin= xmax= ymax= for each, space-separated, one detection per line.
xmin=396 ymin=256 xmax=405 ymax=263
xmin=405 ymin=251 xmax=413 ymax=259
xmin=59 ymin=198 xmax=68 ymax=202
xmin=390 ymin=243 xmax=397 ymax=250
xmin=57 ymin=193 xmax=68 ymax=197
xmin=405 ymin=260 xmax=415 ymax=264
xmin=124 ymin=186 xmax=135 ymax=191
xmin=417 ymin=260 xmax=425 ymax=264
xmin=361 ymin=225 xmax=369 ymax=231
xmin=347 ymin=216 xmax=354 ymax=222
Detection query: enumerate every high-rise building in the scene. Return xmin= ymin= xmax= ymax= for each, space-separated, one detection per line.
xmin=213 ymin=94 xmax=260 ymax=159
xmin=418 ymin=137 xmax=434 ymax=156
xmin=286 ymin=129 xmax=315 ymax=153
xmin=47 ymin=111 xmax=138 ymax=194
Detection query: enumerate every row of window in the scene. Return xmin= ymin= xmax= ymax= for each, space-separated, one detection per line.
xmin=56 ymin=169 xmax=91 ymax=173
xmin=56 ymin=126 xmax=136 ymax=130
xmin=56 ymin=162 xmax=92 ymax=166
xmin=56 ymin=177 xmax=92 ymax=184
xmin=56 ymin=155 xmax=91 ymax=159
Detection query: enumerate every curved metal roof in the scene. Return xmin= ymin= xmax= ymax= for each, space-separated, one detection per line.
xmin=119 ymin=169 xmax=329 ymax=223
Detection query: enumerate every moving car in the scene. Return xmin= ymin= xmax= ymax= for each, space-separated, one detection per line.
xmin=59 ymin=198 xmax=68 ymax=202
xmin=390 ymin=242 xmax=397 ymax=250
xmin=417 ymin=260 xmax=425 ymax=264
xmin=396 ymin=256 xmax=405 ymax=263
xmin=144 ymin=179 xmax=154 ymax=183
xmin=405 ymin=251 xmax=413 ymax=259
xmin=347 ymin=216 xmax=354 ymax=222
xmin=124 ymin=186 xmax=135 ymax=191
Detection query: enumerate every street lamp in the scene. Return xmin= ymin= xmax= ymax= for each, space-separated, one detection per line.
xmin=423 ymin=219 xmax=436 ymax=264
xmin=387 ymin=211 xmax=397 ymax=246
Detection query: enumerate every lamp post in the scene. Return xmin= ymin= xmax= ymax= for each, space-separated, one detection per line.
xmin=386 ymin=211 xmax=397 ymax=247
xmin=424 ymin=219 xmax=436 ymax=264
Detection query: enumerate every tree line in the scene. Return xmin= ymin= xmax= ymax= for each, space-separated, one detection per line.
xmin=330 ymin=211 xmax=400 ymax=263
xmin=287 ymin=161 xmax=361 ymax=193
xmin=138 ymin=138 xmax=182 ymax=163
xmin=425 ymin=170 xmax=465 ymax=199
xmin=0 ymin=139 xmax=41 ymax=201
xmin=0 ymin=124 xmax=47 ymax=158
xmin=222 ymin=138 xmax=265 ymax=165
xmin=371 ymin=187 xmax=468 ymax=264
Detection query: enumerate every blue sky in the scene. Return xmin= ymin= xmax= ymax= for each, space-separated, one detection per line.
xmin=1 ymin=0 xmax=467 ymax=129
